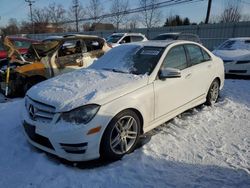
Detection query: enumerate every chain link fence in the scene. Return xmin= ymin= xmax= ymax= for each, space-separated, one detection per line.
xmin=27 ymin=21 xmax=250 ymax=50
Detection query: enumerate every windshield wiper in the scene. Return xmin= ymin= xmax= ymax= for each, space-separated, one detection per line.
xmin=102 ymin=68 xmax=129 ymax=74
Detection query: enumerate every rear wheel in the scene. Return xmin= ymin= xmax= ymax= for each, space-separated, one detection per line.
xmin=100 ymin=110 xmax=141 ymax=160
xmin=205 ymin=79 xmax=220 ymax=106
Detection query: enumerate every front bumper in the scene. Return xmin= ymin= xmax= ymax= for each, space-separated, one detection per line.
xmin=224 ymin=61 xmax=250 ymax=76
xmin=22 ymin=104 xmax=113 ymax=162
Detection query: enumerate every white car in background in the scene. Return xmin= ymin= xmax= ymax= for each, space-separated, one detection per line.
xmin=22 ymin=40 xmax=224 ymax=162
xmin=213 ymin=37 xmax=250 ymax=76
xmin=106 ymin=33 xmax=148 ymax=47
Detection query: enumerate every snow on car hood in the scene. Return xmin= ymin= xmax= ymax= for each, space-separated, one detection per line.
xmin=27 ymin=69 xmax=148 ymax=112
xmin=213 ymin=49 xmax=250 ymax=61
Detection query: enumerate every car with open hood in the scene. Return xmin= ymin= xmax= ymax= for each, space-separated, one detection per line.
xmin=213 ymin=37 xmax=250 ymax=76
xmin=0 ymin=36 xmax=39 ymax=59
xmin=22 ymin=40 xmax=224 ymax=162
xmin=0 ymin=34 xmax=110 ymax=96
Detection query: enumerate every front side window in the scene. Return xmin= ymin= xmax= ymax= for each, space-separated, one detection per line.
xmin=185 ymin=44 xmax=204 ymax=65
xmin=106 ymin=34 xmax=123 ymax=43
xmin=162 ymin=45 xmax=188 ymax=70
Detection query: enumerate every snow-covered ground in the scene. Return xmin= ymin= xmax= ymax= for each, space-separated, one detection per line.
xmin=0 ymin=79 xmax=249 ymax=188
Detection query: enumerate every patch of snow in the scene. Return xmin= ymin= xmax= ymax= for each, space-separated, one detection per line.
xmin=0 ymin=79 xmax=250 ymax=187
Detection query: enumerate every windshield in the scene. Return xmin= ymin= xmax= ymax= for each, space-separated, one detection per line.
xmin=32 ymin=40 xmax=60 ymax=56
xmin=153 ymin=34 xmax=178 ymax=40
xmin=91 ymin=44 xmax=164 ymax=75
xmin=218 ymin=39 xmax=250 ymax=50
xmin=106 ymin=34 xmax=123 ymax=43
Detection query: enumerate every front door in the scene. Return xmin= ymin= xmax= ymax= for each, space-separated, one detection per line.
xmin=154 ymin=45 xmax=193 ymax=119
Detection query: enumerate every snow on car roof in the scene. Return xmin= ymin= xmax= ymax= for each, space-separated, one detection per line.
xmin=228 ymin=37 xmax=250 ymax=41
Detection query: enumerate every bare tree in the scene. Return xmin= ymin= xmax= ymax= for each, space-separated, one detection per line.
xmin=1 ymin=18 xmax=20 ymax=35
xmin=85 ymin=0 xmax=105 ymax=23
xmin=46 ymin=3 xmax=66 ymax=26
xmin=109 ymin=0 xmax=129 ymax=29
xmin=220 ymin=0 xmax=241 ymax=23
xmin=139 ymin=0 xmax=162 ymax=28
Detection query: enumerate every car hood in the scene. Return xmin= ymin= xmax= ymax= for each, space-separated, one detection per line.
xmin=27 ymin=68 xmax=148 ymax=112
xmin=213 ymin=49 xmax=250 ymax=61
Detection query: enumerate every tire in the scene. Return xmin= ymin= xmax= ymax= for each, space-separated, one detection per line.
xmin=205 ymin=79 xmax=220 ymax=106
xmin=100 ymin=110 xmax=141 ymax=160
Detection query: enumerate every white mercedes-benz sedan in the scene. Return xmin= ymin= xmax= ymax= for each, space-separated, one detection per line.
xmin=213 ymin=37 xmax=250 ymax=76
xmin=22 ymin=40 xmax=224 ymax=162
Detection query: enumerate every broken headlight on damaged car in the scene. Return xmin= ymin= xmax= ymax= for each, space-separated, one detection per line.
xmin=61 ymin=104 xmax=100 ymax=124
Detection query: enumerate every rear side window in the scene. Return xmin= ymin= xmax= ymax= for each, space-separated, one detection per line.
xmin=120 ymin=36 xmax=131 ymax=43
xmin=162 ymin=45 xmax=188 ymax=70
xmin=131 ymin=36 xmax=144 ymax=42
xmin=185 ymin=44 xmax=204 ymax=65
xmin=201 ymin=48 xmax=211 ymax=61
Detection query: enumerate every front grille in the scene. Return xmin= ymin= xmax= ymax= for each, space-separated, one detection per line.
xmin=228 ymin=70 xmax=247 ymax=73
xmin=23 ymin=121 xmax=54 ymax=150
xmin=236 ymin=60 xmax=250 ymax=64
xmin=223 ymin=60 xmax=233 ymax=64
xmin=26 ymin=96 xmax=56 ymax=123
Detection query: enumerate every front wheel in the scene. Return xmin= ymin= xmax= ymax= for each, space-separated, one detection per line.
xmin=205 ymin=79 xmax=220 ymax=106
xmin=100 ymin=110 xmax=141 ymax=160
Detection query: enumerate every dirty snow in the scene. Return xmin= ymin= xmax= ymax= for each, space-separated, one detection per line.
xmin=0 ymin=79 xmax=250 ymax=188
xmin=27 ymin=68 xmax=147 ymax=112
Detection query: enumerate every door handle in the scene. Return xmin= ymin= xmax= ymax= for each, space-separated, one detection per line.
xmin=185 ymin=73 xmax=192 ymax=79
xmin=207 ymin=64 xmax=212 ymax=68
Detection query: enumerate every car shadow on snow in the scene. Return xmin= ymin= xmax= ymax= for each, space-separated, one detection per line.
xmin=225 ymin=74 xmax=250 ymax=80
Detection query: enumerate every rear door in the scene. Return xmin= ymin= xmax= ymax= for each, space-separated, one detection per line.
xmin=184 ymin=44 xmax=213 ymax=97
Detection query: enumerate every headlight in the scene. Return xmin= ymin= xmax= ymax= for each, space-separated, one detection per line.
xmin=61 ymin=104 xmax=100 ymax=124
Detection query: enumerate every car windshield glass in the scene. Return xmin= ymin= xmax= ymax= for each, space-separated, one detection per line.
xmin=106 ymin=35 xmax=123 ymax=43
xmin=31 ymin=40 xmax=60 ymax=57
xmin=218 ymin=40 xmax=250 ymax=50
xmin=91 ymin=44 xmax=164 ymax=75
xmin=153 ymin=34 xmax=178 ymax=40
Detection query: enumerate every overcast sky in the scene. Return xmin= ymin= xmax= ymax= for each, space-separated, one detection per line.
xmin=0 ymin=0 xmax=250 ymax=27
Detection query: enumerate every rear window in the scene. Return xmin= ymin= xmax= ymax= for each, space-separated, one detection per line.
xmin=153 ymin=34 xmax=178 ymax=40
xmin=13 ymin=40 xmax=32 ymax=49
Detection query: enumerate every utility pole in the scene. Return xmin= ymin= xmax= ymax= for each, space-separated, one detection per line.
xmin=25 ymin=0 xmax=35 ymax=33
xmin=205 ymin=0 xmax=212 ymax=24
xmin=73 ymin=0 xmax=79 ymax=32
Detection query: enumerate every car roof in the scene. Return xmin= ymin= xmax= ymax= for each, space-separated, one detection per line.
xmin=158 ymin=32 xmax=180 ymax=36
xmin=228 ymin=37 xmax=250 ymax=41
xmin=111 ymin=33 xmax=145 ymax=36
xmin=131 ymin=40 xmax=197 ymax=48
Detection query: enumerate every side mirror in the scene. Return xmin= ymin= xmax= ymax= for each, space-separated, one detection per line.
xmin=159 ymin=68 xmax=181 ymax=80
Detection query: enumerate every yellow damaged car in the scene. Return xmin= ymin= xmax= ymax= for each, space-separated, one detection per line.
xmin=0 ymin=34 xmax=110 ymax=96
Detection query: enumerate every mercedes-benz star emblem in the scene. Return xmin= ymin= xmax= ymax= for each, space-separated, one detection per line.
xmin=29 ymin=104 xmax=37 ymax=120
